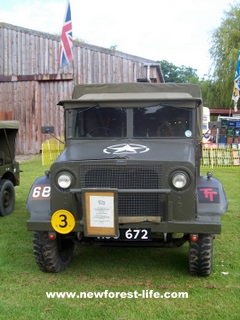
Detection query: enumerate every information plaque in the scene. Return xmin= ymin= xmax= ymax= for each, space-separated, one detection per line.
xmin=83 ymin=190 xmax=118 ymax=237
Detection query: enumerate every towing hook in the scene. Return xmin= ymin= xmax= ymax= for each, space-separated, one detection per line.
xmin=207 ymin=172 xmax=213 ymax=179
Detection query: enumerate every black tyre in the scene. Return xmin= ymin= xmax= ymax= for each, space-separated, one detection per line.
xmin=0 ymin=179 xmax=15 ymax=216
xmin=189 ymin=234 xmax=213 ymax=276
xmin=33 ymin=231 xmax=74 ymax=272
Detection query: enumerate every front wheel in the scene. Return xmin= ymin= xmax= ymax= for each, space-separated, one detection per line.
xmin=33 ymin=231 xmax=74 ymax=272
xmin=0 ymin=179 xmax=15 ymax=216
xmin=189 ymin=234 xmax=214 ymax=276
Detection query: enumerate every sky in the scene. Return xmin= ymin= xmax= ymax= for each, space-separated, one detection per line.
xmin=0 ymin=0 xmax=237 ymax=78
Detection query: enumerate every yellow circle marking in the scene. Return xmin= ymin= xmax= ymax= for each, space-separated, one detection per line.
xmin=51 ymin=210 xmax=75 ymax=234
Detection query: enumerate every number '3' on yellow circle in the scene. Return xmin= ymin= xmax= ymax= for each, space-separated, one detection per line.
xmin=51 ymin=210 xmax=75 ymax=234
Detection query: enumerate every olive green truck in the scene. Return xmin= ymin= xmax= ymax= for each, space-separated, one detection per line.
xmin=0 ymin=120 xmax=20 ymax=216
xmin=26 ymin=83 xmax=228 ymax=275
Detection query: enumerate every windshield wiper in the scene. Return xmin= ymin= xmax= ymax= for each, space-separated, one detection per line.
xmin=69 ymin=104 xmax=99 ymax=117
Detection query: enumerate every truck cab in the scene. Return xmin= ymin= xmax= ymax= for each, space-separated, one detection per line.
xmin=0 ymin=120 xmax=20 ymax=216
xmin=27 ymin=83 xmax=228 ymax=275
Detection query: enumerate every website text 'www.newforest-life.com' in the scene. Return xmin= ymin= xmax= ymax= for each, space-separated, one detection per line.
xmin=46 ymin=290 xmax=188 ymax=299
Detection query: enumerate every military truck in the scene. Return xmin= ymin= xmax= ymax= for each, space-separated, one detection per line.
xmin=0 ymin=120 xmax=20 ymax=216
xmin=26 ymin=83 xmax=228 ymax=275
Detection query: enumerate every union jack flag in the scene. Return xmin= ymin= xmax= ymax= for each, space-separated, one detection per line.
xmin=58 ymin=0 xmax=73 ymax=69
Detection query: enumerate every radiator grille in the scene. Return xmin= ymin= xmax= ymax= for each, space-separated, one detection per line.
xmin=80 ymin=163 xmax=165 ymax=216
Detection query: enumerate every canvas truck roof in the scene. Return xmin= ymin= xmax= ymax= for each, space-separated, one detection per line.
xmin=58 ymin=83 xmax=202 ymax=108
xmin=71 ymin=83 xmax=202 ymax=100
xmin=0 ymin=120 xmax=20 ymax=130
xmin=75 ymin=92 xmax=194 ymax=102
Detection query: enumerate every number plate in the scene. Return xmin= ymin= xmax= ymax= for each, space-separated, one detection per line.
xmin=96 ymin=228 xmax=151 ymax=241
xmin=122 ymin=228 xmax=151 ymax=241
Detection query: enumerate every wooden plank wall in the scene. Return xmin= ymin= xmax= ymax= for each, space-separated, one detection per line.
xmin=0 ymin=23 xmax=162 ymax=154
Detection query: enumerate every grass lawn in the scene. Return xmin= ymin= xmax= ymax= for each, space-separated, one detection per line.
xmin=0 ymin=155 xmax=239 ymax=320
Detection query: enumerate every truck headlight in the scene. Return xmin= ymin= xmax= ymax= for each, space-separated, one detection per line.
xmin=172 ymin=172 xmax=188 ymax=189
xmin=57 ymin=172 xmax=73 ymax=189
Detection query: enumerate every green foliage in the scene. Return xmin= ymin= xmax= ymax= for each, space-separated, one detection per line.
xmin=198 ymin=78 xmax=219 ymax=108
xmin=158 ymin=3 xmax=240 ymax=109
xmin=208 ymin=3 xmax=240 ymax=108
xmin=0 ymin=156 xmax=239 ymax=319
xmin=110 ymin=45 xmax=118 ymax=51
xmin=159 ymin=60 xmax=199 ymax=83
xmin=157 ymin=60 xmax=212 ymax=104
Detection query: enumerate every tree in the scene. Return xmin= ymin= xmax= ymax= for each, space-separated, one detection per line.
xmin=159 ymin=4 xmax=240 ymax=110
xmin=198 ymin=78 xmax=218 ymax=109
xmin=159 ymin=60 xmax=199 ymax=83
xmin=209 ymin=3 xmax=240 ymax=109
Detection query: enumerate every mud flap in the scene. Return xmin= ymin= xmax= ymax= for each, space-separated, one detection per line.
xmin=197 ymin=176 xmax=228 ymax=222
xmin=26 ymin=175 xmax=51 ymax=230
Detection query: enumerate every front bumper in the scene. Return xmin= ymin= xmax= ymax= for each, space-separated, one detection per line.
xmin=27 ymin=218 xmax=222 ymax=234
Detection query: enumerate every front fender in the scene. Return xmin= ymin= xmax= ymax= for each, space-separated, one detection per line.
xmin=26 ymin=175 xmax=51 ymax=230
xmin=197 ymin=176 xmax=228 ymax=221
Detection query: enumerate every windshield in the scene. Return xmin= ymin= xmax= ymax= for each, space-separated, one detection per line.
xmin=68 ymin=107 xmax=127 ymax=138
xmin=133 ymin=105 xmax=192 ymax=138
xmin=67 ymin=104 xmax=193 ymax=139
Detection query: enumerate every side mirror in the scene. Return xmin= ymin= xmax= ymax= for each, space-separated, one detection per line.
xmin=41 ymin=126 xmax=54 ymax=134
xmin=41 ymin=126 xmax=64 ymax=145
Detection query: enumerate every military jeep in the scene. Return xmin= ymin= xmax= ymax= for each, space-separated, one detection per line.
xmin=26 ymin=83 xmax=228 ymax=275
xmin=0 ymin=120 xmax=20 ymax=216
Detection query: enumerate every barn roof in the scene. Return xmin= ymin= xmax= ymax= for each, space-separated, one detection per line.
xmin=0 ymin=22 xmax=164 ymax=154
xmin=0 ymin=22 xmax=164 ymax=82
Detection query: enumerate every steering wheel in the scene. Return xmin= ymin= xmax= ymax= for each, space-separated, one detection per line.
xmin=87 ymin=127 xmax=115 ymax=137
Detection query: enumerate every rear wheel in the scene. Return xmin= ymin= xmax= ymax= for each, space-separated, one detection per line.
xmin=189 ymin=234 xmax=213 ymax=276
xmin=0 ymin=179 xmax=15 ymax=216
xmin=33 ymin=231 xmax=74 ymax=272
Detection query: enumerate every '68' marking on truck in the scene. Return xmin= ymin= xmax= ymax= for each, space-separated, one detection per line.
xmin=31 ymin=185 xmax=51 ymax=200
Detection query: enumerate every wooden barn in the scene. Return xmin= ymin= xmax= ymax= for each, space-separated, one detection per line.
xmin=0 ymin=23 xmax=164 ymax=154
